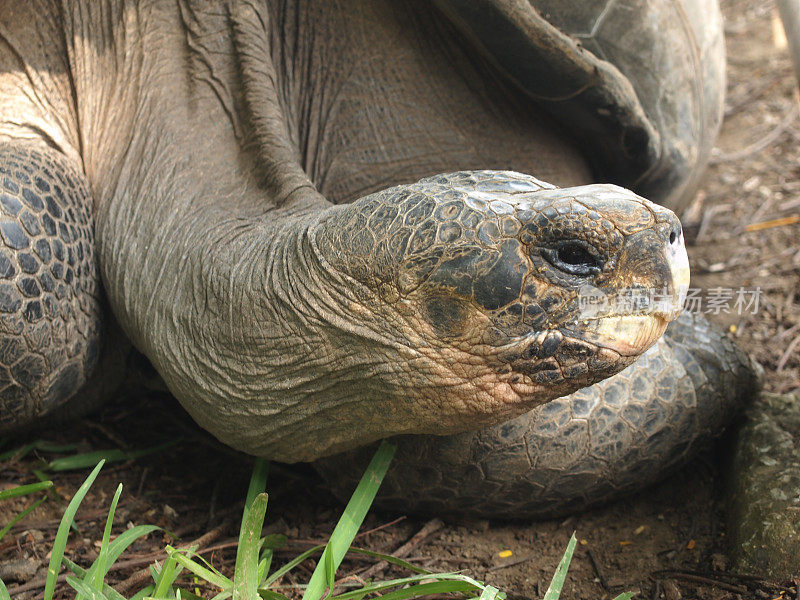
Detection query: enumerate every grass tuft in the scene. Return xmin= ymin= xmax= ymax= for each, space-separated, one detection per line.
xmin=45 ymin=460 xmax=105 ymax=600
xmin=0 ymin=438 xmax=628 ymax=600
xmin=302 ymin=441 xmax=395 ymax=600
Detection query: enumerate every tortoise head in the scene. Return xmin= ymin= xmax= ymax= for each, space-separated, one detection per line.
xmin=313 ymin=171 xmax=688 ymax=432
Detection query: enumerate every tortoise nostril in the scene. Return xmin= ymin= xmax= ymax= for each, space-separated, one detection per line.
xmin=668 ymin=224 xmax=681 ymax=245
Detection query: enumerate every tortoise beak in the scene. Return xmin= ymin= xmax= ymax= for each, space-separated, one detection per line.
xmin=582 ymin=314 xmax=670 ymax=357
xmin=665 ymin=230 xmax=690 ymax=319
xmin=575 ymin=226 xmax=690 ymax=356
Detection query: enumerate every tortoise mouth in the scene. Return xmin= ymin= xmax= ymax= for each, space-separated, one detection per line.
xmin=567 ymin=314 xmax=670 ymax=356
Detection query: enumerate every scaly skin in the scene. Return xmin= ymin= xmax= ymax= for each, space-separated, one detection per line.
xmin=0 ymin=143 xmax=101 ymax=431
xmin=307 ymin=170 xmax=688 ymax=445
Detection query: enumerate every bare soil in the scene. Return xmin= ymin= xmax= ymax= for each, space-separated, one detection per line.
xmin=2 ymin=0 xmax=799 ymax=598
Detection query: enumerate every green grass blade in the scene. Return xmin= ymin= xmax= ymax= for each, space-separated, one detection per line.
xmin=323 ymin=540 xmax=335 ymax=600
xmin=301 ymin=441 xmax=395 ymax=600
xmin=131 ymin=584 xmax=154 ymax=600
xmin=478 ymin=585 xmax=502 ymax=600
xmin=0 ymin=577 xmax=10 ymax=600
xmin=267 ymin=571 xmax=485 ymax=600
xmin=62 ymin=558 xmax=127 ymax=600
xmin=33 ymin=440 xmax=82 ymax=452
xmin=190 ymin=549 xmax=231 ymax=581
xmin=0 ymin=439 xmax=75 ymax=461
xmin=244 ymin=460 xmax=269 ymax=518
xmin=61 ymin=525 xmax=161 ymax=600
xmin=239 ymin=457 xmax=271 ymax=593
xmin=259 ymin=534 xmax=287 ymax=551
xmin=257 ymin=535 xmax=286 ymax=586
xmin=47 ymin=442 xmax=178 ymax=472
xmin=87 ymin=483 xmax=123 ymax=590
xmin=257 ymin=555 xmax=271 ymax=587
xmin=258 ymin=590 xmax=292 ymax=600
xmin=66 ymin=575 xmax=108 ymax=600
xmin=261 ymin=545 xmax=325 ymax=588
xmin=347 ymin=547 xmax=430 ymax=575
xmin=48 ymin=450 xmax=127 ymax=471
xmin=611 ymin=593 xmax=635 ymax=600
xmin=360 ymin=580 xmax=477 ymax=600
xmin=0 ymin=480 xmax=53 ymax=500
xmin=0 ymin=442 xmax=36 ymax=462
xmin=105 ymin=525 xmax=162 ymax=564
xmin=542 ymin=533 xmax=577 ymax=600
xmin=68 ymin=523 xmax=159 ymax=598
xmin=233 ymin=492 xmax=269 ymax=600
xmin=130 ymin=584 xmax=155 ymax=600
xmin=153 ymin=553 xmax=183 ymax=598
xmin=167 ymin=546 xmax=233 ymax=590
xmin=0 ymin=495 xmax=47 ymax=543
xmin=44 ymin=460 xmax=105 ymax=600
xmin=329 ymin=572 xmax=481 ymax=600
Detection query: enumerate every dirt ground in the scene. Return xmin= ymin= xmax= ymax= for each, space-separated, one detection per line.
xmin=2 ymin=0 xmax=799 ymax=598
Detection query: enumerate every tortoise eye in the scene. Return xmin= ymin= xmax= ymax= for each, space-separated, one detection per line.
xmin=544 ymin=241 xmax=602 ymax=276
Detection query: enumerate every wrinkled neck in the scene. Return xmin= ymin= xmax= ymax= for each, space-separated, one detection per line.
xmin=96 ymin=143 xmax=416 ymax=460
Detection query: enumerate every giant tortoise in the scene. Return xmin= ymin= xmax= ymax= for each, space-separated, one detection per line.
xmin=0 ymin=0 xmax=757 ymax=517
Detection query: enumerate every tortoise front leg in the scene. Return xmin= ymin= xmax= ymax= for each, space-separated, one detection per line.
xmin=0 ymin=142 xmax=103 ymax=432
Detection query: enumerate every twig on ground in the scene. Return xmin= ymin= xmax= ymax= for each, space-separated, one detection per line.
xmin=7 ymin=573 xmax=69 ymax=598
xmin=10 ymin=507 xmax=129 ymax=535
xmin=329 ymin=573 xmax=368 ymax=596
xmin=586 ymin=548 xmax=609 ymax=590
xmin=136 ymin=467 xmax=148 ymax=497
xmin=354 ymin=516 xmax=406 ymax=539
xmin=725 ymin=72 xmax=788 ymax=117
xmin=652 ymin=571 xmax=748 ymax=595
xmin=777 ymin=332 xmax=800 ymax=371
xmin=650 ymin=579 xmax=660 ymax=600
xmin=486 ymin=552 xmax=537 ymax=572
xmin=84 ymin=420 xmax=130 ymax=450
xmin=358 ymin=518 xmax=444 ymax=580
xmin=779 ymin=196 xmax=800 ymax=211
xmin=695 ymin=205 xmax=727 ymax=243
xmin=711 ymin=102 xmax=798 ymax=164
xmin=114 ymin=568 xmax=153 ymax=595
xmin=745 ymin=215 xmax=800 ymax=232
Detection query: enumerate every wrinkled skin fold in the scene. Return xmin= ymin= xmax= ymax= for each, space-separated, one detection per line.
xmin=0 ymin=0 xmax=756 ymax=515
